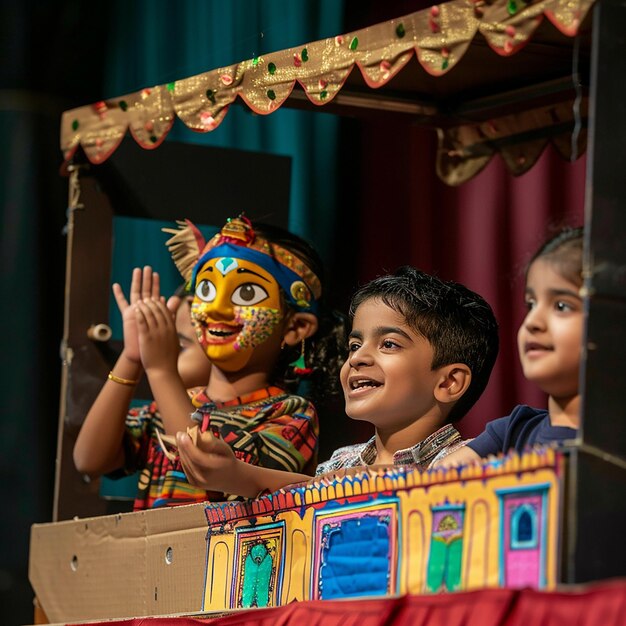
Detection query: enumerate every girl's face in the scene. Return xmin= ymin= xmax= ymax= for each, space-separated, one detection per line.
xmin=190 ymin=256 xmax=285 ymax=372
xmin=517 ymin=258 xmax=583 ymax=400
xmin=175 ymin=298 xmax=212 ymax=388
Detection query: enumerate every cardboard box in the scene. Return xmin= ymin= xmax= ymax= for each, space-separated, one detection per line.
xmin=29 ymin=502 xmax=209 ymax=623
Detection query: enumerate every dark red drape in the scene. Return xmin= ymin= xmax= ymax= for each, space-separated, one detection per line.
xmin=70 ymin=579 xmax=626 ymax=626
xmin=354 ymin=122 xmax=585 ymax=438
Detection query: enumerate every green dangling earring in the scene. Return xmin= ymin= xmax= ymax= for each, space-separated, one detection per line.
xmin=289 ymin=339 xmax=313 ymax=375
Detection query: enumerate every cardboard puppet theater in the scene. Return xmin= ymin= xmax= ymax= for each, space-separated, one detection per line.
xmin=30 ymin=448 xmax=563 ymax=622
xmin=29 ymin=0 xmax=626 ymax=623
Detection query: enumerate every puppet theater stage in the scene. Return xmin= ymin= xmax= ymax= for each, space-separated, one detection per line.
xmin=28 ymin=0 xmax=626 ymax=623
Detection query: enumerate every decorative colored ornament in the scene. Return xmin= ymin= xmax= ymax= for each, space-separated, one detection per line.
xmin=200 ymin=112 xmax=217 ymax=129
xmin=141 ymin=88 xmax=151 ymax=99
xmin=206 ymin=89 xmax=216 ymax=104
xmin=320 ymin=90 xmax=328 ymax=100
xmin=268 ymin=62 xmax=276 ymax=75
xmin=94 ymin=101 xmax=107 ymax=119
xmin=216 ymin=257 xmax=238 ymax=275
xmin=350 ymin=37 xmax=359 ymax=51
xmin=293 ymin=53 xmax=302 ymax=67
xmin=334 ymin=35 xmax=344 ymax=46
xmin=267 ymin=90 xmax=276 ymax=100
xmin=301 ymin=48 xmax=309 ymax=62
xmin=72 ymin=119 xmax=79 ymax=131
xmin=221 ymin=216 xmax=256 ymax=245
xmin=503 ymin=24 xmax=516 ymax=53
xmin=166 ymin=82 xmax=175 ymax=92
xmin=119 ymin=100 xmax=128 ymax=111
xmin=149 ymin=135 xmax=158 ymax=143
xmin=395 ymin=23 xmax=405 ymax=38
xmin=144 ymin=121 xmax=154 ymax=132
xmin=380 ymin=60 xmax=391 ymax=79
xmin=252 ymin=56 xmax=260 ymax=67
xmin=221 ymin=74 xmax=233 ymax=86
xmin=289 ymin=340 xmax=313 ymax=376
xmin=507 ymin=0 xmax=518 ymax=14
xmin=290 ymin=281 xmax=312 ymax=309
xmin=430 ymin=5 xmax=442 ymax=34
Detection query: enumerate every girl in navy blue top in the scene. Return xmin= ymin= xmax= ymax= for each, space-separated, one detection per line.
xmin=435 ymin=226 xmax=582 ymax=466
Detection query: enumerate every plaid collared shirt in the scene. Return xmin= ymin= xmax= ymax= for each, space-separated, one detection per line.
xmin=315 ymin=424 xmax=468 ymax=476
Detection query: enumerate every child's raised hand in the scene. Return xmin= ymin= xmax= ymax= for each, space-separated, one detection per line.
xmin=176 ymin=429 xmax=237 ymax=492
xmin=135 ymin=297 xmax=180 ymax=376
xmin=112 ymin=267 xmax=162 ymax=364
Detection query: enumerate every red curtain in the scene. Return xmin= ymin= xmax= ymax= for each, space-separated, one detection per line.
xmin=354 ymin=122 xmax=586 ymax=438
xmin=71 ymin=579 xmax=626 ymax=626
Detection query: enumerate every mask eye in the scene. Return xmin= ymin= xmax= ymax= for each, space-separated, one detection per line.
xmin=195 ymin=279 xmax=216 ymax=302
xmin=232 ymin=283 xmax=269 ymax=306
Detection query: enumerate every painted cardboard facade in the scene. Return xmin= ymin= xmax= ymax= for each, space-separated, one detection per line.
xmin=200 ymin=447 xmax=563 ymax=611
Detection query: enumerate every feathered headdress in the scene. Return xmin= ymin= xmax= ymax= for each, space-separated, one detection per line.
xmin=163 ymin=215 xmax=321 ymax=312
xmin=161 ymin=219 xmax=206 ymax=284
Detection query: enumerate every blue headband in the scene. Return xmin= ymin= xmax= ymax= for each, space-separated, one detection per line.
xmin=191 ymin=243 xmax=318 ymax=313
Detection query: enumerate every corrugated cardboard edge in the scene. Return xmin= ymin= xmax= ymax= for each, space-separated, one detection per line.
xmin=24 ymin=609 xmax=231 ymax=626
xmin=28 ymin=502 xmax=209 ymax=623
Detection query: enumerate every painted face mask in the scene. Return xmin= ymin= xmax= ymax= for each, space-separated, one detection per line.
xmin=190 ymin=257 xmax=284 ymax=371
xmin=163 ymin=214 xmax=321 ymax=372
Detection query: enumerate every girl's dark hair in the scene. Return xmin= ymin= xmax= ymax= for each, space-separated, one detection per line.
xmin=253 ymin=222 xmax=348 ymax=399
xmin=349 ymin=265 xmax=499 ymax=423
xmin=527 ymin=225 xmax=584 ymax=286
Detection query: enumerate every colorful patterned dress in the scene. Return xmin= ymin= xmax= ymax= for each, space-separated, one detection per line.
xmin=121 ymin=386 xmax=319 ymax=510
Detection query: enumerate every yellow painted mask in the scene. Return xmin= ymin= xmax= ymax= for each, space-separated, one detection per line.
xmin=190 ymin=257 xmax=284 ymax=372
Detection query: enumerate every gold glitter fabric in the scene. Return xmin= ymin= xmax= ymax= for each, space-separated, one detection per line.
xmin=438 ymin=96 xmax=589 ymax=185
xmin=60 ymin=0 xmax=595 ymax=183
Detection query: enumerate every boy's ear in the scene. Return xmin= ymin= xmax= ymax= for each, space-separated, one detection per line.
xmin=282 ymin=312 xmax=319 ymax=347
xmin=434 ymin=364 xmax=472 ymax=404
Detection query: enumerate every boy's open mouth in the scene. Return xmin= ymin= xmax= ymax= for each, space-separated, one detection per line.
xmin=349 ymin=377 xmax=382 ymax=391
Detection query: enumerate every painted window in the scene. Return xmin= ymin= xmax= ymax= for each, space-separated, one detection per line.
xmin=511 ymin=504 xmax=538 ymax=549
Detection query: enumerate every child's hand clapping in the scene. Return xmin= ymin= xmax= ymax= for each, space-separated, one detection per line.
xmin=112 ymin=266 xmax=162 ymax=364
xmin=135 ymin=297 xmax=180 ymax=378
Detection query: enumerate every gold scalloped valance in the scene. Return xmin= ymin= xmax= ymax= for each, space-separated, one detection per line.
xmin=60 ymin=0 xmax=595 ymax=185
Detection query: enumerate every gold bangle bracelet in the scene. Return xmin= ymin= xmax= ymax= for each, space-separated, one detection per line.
xmin=108 ymin=371 xmax=139 ymax=387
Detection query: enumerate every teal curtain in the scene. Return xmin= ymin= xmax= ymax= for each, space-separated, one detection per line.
xmin=1 ymin=3 xmax=345 ymax=622
xmin=104 ymin=0 xmax=344 ymax=260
